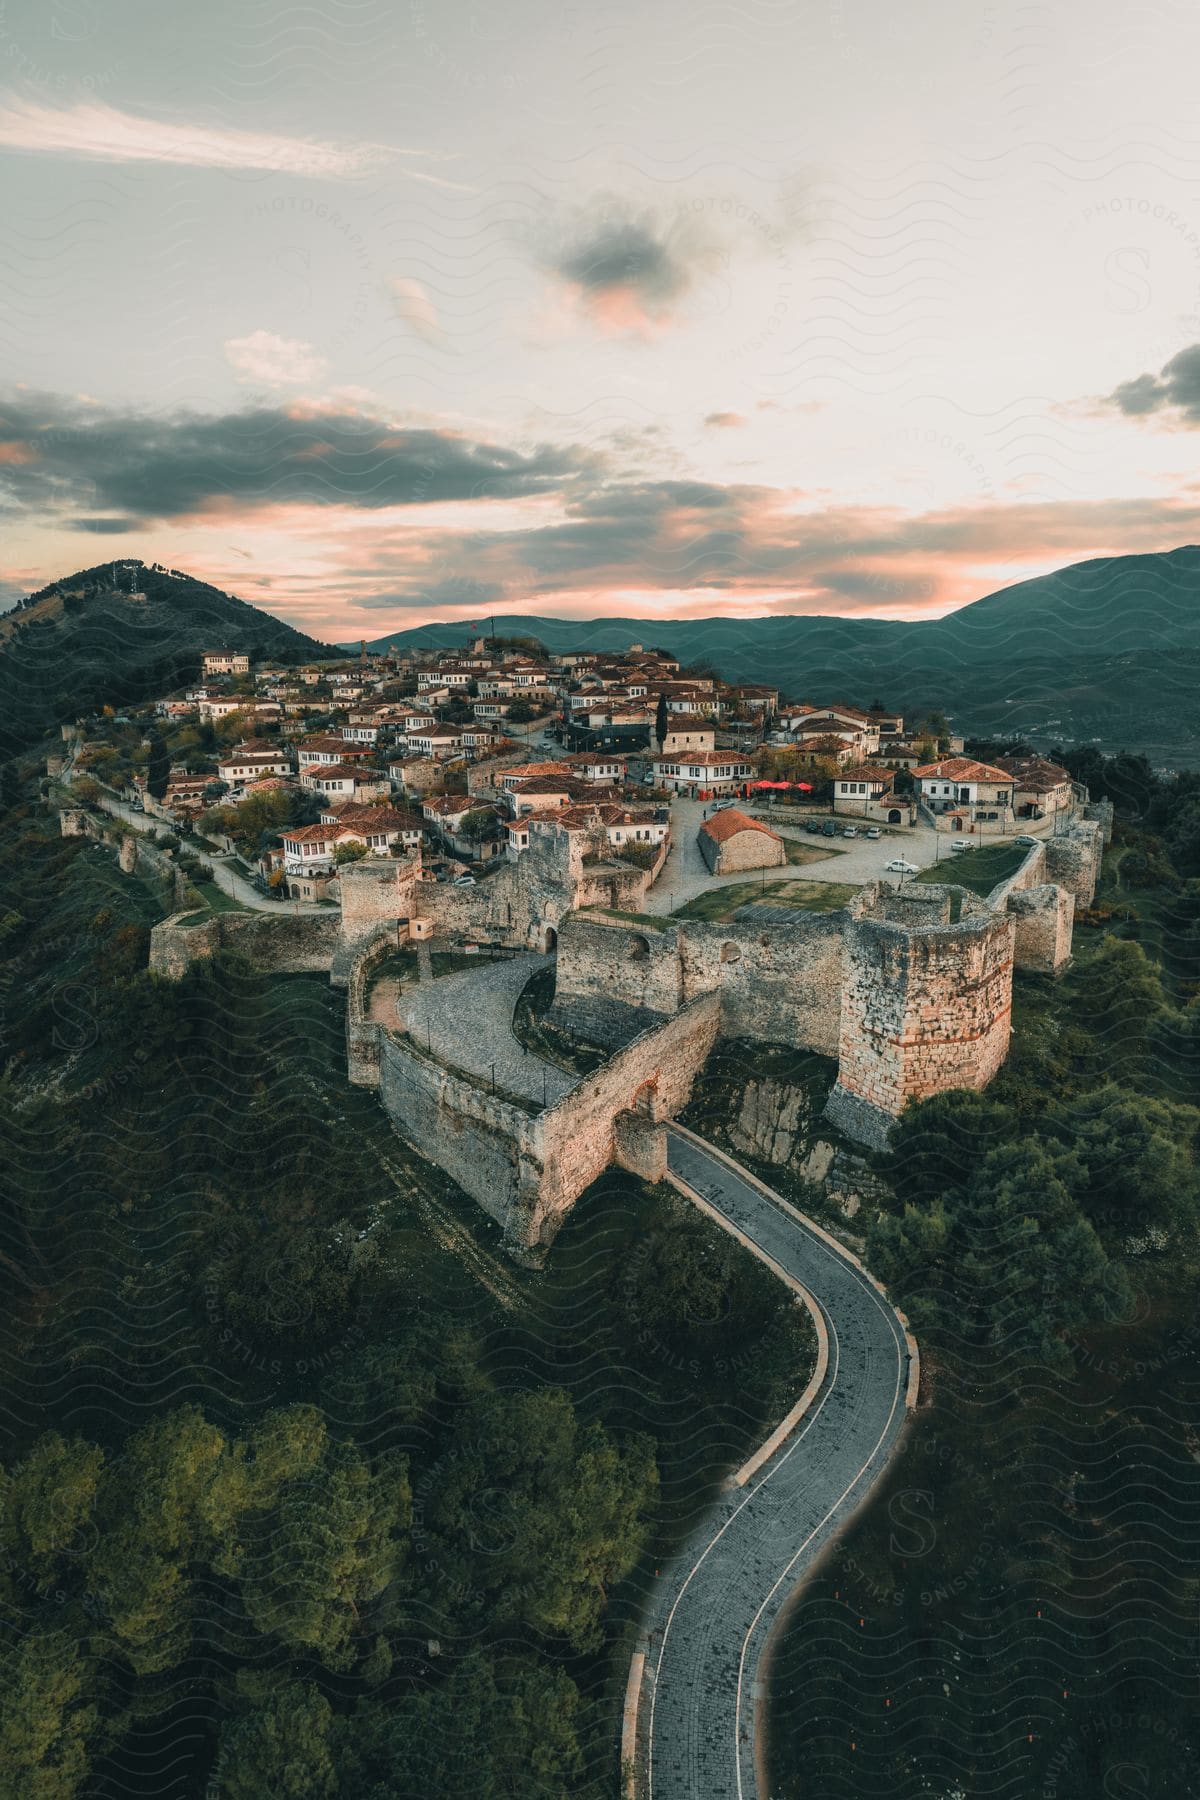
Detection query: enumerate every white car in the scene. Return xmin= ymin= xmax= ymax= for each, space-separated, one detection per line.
xmin=452 ymin=874 xmax=476 ymax=886
xmin=885 ymin=858 xmax=918 ymax=874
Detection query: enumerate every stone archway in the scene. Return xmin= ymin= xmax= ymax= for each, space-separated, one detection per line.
xmin=542 ymin=924 xmax=558 ymax=953
xmin=951 ymin=816 xmax=963 ymax=832
xmin=631 ymin=1076 xmax=659 ymax=1117
xmin=888 ymin=808 xmax=902 ymax=825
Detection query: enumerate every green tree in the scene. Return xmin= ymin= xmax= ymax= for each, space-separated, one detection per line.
xmin=0 ymin=1630 xmax=104 ymax=1800
xmin=333 ymin=839 xmax=368 ymax=865
xmin=425 ymin=1388 xmax=656 ymax=1651
xmin=145 ymin=730 xmax=170 ymax=799
xmin=655 ymin=691 xmax=668 ymax=751
xmin=347 ymin=1651 xmax=584 ymax=1800
xmin=216 ymin=1681 xmax=337 ymax=1800
xmin=87 ymin=1406 xmax=226 ymax=1673
xmin=236 ymin=1443 xmax=410 ymax=1668
xmin=1070 ymin=937 xmax=1168 ymax=1081
xmin=1047 ymin=1084 xmax=1200 ymax=1240
xmin=0 ymin=1434 xmax=104 ymax=1593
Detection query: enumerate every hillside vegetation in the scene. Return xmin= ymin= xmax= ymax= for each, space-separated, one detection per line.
xmin=0 ymin=560 xmax=329 ymax=756
xmin=367 ymin=546 xmax=1200 ymax=761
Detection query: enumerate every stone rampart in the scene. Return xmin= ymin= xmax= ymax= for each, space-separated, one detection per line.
xmin=1044 ymin=819 xmax=1104 ymax=908
xmin=552 ymin=908 xmax=844 ymax=1055
xmin=1005 ymin=883 xmax=1074 ymax=974
xmin=149 ymin=910 xmax=341 ymax=980
xmin=527 ymin=994 xmax=721 ymax=1249
xmin=371 ymin=989 xmax=720 ymax=1260
xmin=827 ymin=886 xmax=1014 ymax=1149
xmin=345 ymin=927 xmax=403 ymax=1085
xmin=985 ymin=840 xmax=1046 ymax=906
xmin=378 ymin=1033 xmax=543 ymax=1246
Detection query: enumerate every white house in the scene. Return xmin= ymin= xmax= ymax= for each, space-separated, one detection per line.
xmin=913 ymin=758 xmax=1015 ymax=831
xmin=202 ymin=649 xmax=250 ymax=676
xmin=652 ymin=751 xmax=752 ymax=796
xmin=217 ymin=749 xmax=294 ymax=786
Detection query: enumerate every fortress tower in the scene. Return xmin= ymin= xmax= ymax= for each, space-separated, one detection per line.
xmin=826 ymin=885 xmax=1015 ymax=1149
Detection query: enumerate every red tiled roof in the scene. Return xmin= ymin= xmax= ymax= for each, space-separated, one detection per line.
xmin=912 ymin=758 xmax=1014 ymax=783
xmin=653 ymin=750 xmax=749 ymax=767
xmin=700 ymin=808 xmax=782 ymax=844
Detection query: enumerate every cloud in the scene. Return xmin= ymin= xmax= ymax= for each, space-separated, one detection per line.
xmin=0 ymin=390 xmax=592 ymax=521
xmin=704 ymin=411 xmax=747 ymax=429
xmin=68 ymin=516 xmax=141 ymax=534
xmin=533 ymin=197 xmax=727 ymax=337
xmin=529 ymin=187 xmax=806 ymax=339
xmin=1109 ymin=343 xmax=1200 ymax=423
xmin=0 ymin=97 xmax=468 ymax=185
xmin=225 ymin=330 xmax=327 ymax=387
xmin=387 ymin=277 xmax=444 ymax=347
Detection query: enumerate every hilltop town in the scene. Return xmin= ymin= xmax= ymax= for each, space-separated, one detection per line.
xmin=55 ymin=628 xmax=1109 ymax=1263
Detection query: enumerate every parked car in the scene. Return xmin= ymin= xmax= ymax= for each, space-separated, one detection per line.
xmin=805 ymin=820 xmax=822 ymax=834
xmin=885 ymin=858 xmax=918 ymax=874
xmin=453 ymin=874 xmax=476 ymax=886
xmin=842 ymin=825 xmax=858 ymax=838
xmin=821 ymin=820 xmax=837 ymax=837
xmin=865 ymin=826 xmax=882 ymax=839
xmin=1016 ymin=834 xmax=1038 ymax=846
xmin=950 ymin=839 xmax=976 ymax=852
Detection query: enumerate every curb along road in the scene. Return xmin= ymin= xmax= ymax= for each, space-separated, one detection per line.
xmin=630 ymin=1125 xmax=916 ymax=1799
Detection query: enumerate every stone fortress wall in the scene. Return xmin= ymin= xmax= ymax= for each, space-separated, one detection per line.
xmin=548 ymin=911 xmax=844 ymax=1056
xmin=548 ymin=815 xmax=1107 ymax=1155
xmin=346 ymin=933 xmax=721 ymax=1257
xmin=826 ymin=886 xmax=1016 ymax=1149
xmin=107 ymin=781 xmax=1107 ymax=1256
xmin=148 ymin=910 xmax=342 ymax=980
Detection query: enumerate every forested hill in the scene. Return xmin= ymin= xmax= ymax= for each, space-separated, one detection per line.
xmin=363 ymin=546 xmax=1200 ymax=762
xmin=0 ymin=560 xmax=329 ymax=756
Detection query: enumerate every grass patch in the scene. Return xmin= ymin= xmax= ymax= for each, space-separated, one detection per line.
xmin=913 ymin=838 xmax=1029 ymax=895
xmin=591 ymin=907 xmax=674 ymax=931
xmin=673 ymin=879 xmax=859 ymax=922
xmin=194 ymin=879 xmax=251 ymax=914
xmin=782 ymin=838 xmax=845 ymax=865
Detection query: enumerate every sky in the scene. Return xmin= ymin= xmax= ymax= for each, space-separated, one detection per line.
xmin=3 ymin=0 xmax=1200 ymax=642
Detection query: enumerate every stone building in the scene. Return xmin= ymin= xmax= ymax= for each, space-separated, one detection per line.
xmin=698 ymin=808 xmax=787 ymax=873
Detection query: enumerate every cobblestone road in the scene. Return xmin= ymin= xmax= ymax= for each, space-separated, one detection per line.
xmin=394 ymin=951 xmax=577 ymax=1107
xmin=640 ymin=1127 xmax=913 ymax=1799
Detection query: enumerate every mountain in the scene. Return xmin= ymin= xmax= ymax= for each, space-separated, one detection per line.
xmin=0 ymin=559 xmax=330 ymax=757
xmin=361 ymin=546 xmax=1200 ymax=763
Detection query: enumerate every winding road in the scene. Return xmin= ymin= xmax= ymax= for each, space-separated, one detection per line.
xmin=634 ymin=1125 xmax=916 ymax=1799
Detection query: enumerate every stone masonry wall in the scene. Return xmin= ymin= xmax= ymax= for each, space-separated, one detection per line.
xmin=370 ymin=989 xmax=720 ymax=1259
xmin=336 ymin=856 xmax=422 ymax=951
xmin=1005 ymin=883 xmax=1074 ymax=975
xmin=551 ymin=908 xmax=845 ymax=1056
xmin=827 ymin=887 xmax=1014 ymax=1148
xmin=378 ymin=1033 xmax=541 ymax=1240
xmin=527 ymin=994 xmax=721 ymax=1250
xmin=149 ymin=910 xmax=341 ymax=980
xmin=345 ymin=928 xmax=403 ymax=1085
xmin=1044 ymin=820 xmax=1104 ymax=908
xmin=679 ymin=915 xmax=844 ymax=1052
xmin=549 ymin=917 xmax=685 ymax=1045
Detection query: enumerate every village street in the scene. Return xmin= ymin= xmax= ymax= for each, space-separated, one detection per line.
xmin=70 ymin=777 xmax=329 ymax=916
